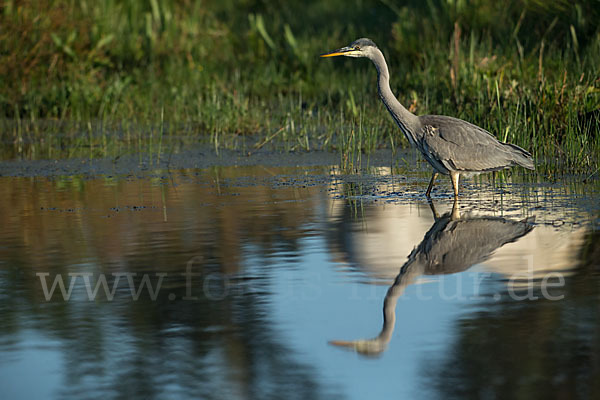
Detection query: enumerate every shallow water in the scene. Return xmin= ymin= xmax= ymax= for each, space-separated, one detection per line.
xmin=0 ymin=166 xmax=599 ymax=399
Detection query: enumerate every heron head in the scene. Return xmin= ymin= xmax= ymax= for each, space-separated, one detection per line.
xmin=320 ymin=38 xmax=378 ymax=59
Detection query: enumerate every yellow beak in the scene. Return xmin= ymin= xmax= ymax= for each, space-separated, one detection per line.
xmin=320 ymin=51 xmax=346 ymax=58
xmin=320 ymin=46 xmax=358 ymax=58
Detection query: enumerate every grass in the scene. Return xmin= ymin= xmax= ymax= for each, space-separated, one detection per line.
xmin=1 ymin=0 xmax=599 ymax=174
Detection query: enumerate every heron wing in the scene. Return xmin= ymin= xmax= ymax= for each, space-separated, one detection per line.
xmin=419 ymin=115 xmax=517 ymax=172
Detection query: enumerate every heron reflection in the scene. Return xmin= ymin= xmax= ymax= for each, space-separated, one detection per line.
xmin=330 ymin=200 xmax=534 ymax=356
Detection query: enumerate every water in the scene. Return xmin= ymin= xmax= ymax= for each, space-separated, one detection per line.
xmin=0 ymin=166 xmax=599 ymax=399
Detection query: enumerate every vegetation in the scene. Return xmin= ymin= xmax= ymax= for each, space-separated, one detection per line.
xmin=1 ymin=0 xmax=599 ymax=172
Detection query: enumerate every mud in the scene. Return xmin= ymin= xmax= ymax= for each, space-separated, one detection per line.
xmin=0 ymin=145 xmax=409 ymax=177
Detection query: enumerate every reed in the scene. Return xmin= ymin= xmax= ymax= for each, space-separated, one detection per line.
xmin=0 ymin=0 xmax=598 ymax=173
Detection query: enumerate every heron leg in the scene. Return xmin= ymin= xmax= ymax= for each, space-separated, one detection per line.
xmin=425 ymin=172 xmax=438 ymax=197
xmin=450 ymin=171 xmax=460 ymax=198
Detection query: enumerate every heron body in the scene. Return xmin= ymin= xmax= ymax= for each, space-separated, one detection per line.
xmin=321 ymin=38 xmax=535 ymax=197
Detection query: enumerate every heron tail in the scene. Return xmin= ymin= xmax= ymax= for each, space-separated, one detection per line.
xmin=505 ymin=143 xmax=535 ymax=170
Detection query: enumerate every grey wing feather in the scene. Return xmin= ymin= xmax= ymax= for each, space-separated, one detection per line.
xmin=419 ymin=115 xmax=534 ymax=171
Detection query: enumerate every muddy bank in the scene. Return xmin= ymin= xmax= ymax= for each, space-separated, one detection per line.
xmin=0 ymin=145 xmax=414 ymax=177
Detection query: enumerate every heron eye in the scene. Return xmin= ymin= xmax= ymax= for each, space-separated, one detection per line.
xmin=354 ymin=46 xmax=360 ymax=50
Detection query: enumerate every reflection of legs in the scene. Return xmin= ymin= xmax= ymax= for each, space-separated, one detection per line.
xmin=429 ymin=197 xmax=459 ymax=221
xmin=450 ymin=171 xmax=460 ymax=197
xmin=427 ymin=198 xmax=440 ymax=220
xmin=426 ymin=172 xmax=438 ymax=197
xmin=450 ymin=197 xmax=460 ymax=220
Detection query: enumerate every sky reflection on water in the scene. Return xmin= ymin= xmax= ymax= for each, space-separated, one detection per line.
xmin=0 ymin=166 xmax=598 ymax=399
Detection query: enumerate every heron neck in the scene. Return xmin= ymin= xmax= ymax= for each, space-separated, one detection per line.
xmin=370 ymin=49 xmax=420 ymax=145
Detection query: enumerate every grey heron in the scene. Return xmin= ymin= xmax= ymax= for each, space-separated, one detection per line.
xmin=321 ymin=38 xmax=535 ymax=197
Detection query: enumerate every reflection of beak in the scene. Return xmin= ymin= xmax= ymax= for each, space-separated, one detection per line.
xmin=320 ymin=46 xmax=359 ymax=57
xmin=329 ymin=339 xmax=386 ymax=357
xmin=328 ymin=339 xmax=357 ymax=348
